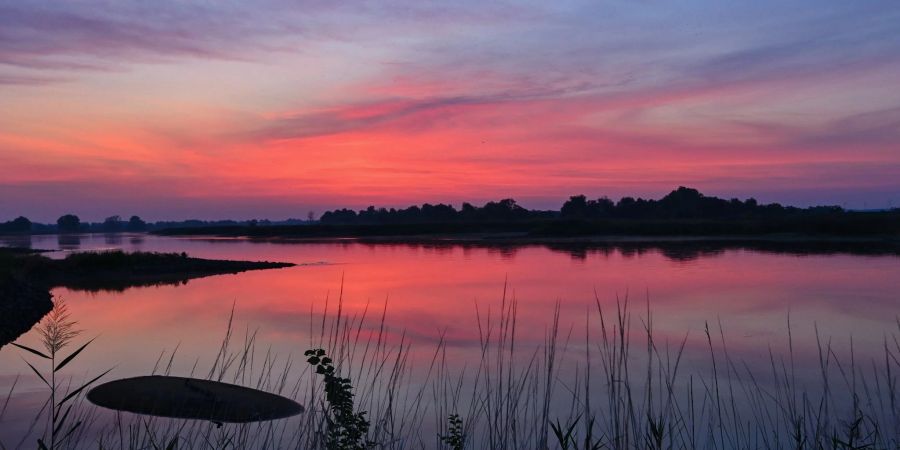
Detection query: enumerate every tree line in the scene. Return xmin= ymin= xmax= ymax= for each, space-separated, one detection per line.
xmin=0 ymin=215 xmax=149 ymax=234
xmin=0 ymin=215 xmax=312 ymax=234
xmin=319 ymin=187 xmax=850 ymax=224
xmin=1 ymin=187 xmax=892 ymax=234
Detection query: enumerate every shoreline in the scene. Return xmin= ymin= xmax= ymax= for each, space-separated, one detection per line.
xmin=158 ymin=232 xmax=900 ymax=259
xmin=169 ymin=231 xmax=900 ymax=246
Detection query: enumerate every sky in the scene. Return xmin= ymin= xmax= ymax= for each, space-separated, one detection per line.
xmin=1 ymin=1 xmax=899 ymax=221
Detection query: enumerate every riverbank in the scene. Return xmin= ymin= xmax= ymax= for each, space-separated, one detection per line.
xmin=153 ymin=212 xmax=900 ymax=240
xmin=153 ymin=227 xmax=900 ymax=258
xmin=0 ymin=248 xmax=295 ymax=292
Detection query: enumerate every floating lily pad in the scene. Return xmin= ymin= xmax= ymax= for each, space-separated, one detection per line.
xmin=87 ymin=375 xmax=303 ymax=423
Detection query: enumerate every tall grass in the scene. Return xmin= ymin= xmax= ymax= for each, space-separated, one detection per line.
xmin=9 ymin=299 xmax=110 ymax=450
xmin=3 ymin=286 xmax=898 ymax=449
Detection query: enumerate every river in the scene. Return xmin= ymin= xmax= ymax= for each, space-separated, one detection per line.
xmin=1 ymin=233 xmax=898 ymax=448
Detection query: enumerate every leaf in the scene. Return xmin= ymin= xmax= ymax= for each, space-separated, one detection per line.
xmin=55 ymin=337 xmax=97 ymax=373
xmin=11 ymin=343 xmax=49 ymax=359
xmin=57 ymin=368 xmax=113 ymax=408
xmin=21 ymin=358 xmax=50 ymax=387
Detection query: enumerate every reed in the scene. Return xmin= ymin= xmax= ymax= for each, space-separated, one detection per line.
xmin=9 ymin=299 xmax=110 ymax=450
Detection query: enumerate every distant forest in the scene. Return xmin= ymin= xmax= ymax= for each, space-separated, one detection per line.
xmin=0 ymin=214 xmax=310 ymax=235
xmin=318 ymin=187 xmax=852 ymax=225
xmin=2 ymin=187 xmax=899 ymax=236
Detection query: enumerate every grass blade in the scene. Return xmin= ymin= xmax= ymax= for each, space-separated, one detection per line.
xmin=55 ymin=337 xmax=97 ymax=373
xmin=11 ymin=343 xmax=50 ymax=359
xmin=57 ymin=368 xmax=113 ymax=408
xmin=21 ymin=358 xmax=49 ymax=387
xmin=0 ymin=375 xmax=19 ymax=420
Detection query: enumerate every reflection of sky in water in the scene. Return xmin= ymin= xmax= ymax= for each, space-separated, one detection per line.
xmin=1 ymin=234 xmax=898 ymax=444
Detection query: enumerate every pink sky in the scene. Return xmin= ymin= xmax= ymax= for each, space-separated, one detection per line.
xmin=1 ymin=1 xmax=899 ymax=221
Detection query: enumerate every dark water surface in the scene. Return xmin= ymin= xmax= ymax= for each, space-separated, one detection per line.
xmin=1 ymin=233 xmax=898 ymax=447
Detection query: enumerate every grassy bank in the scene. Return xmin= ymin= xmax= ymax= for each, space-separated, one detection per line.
xmin=0 ymin=248 xmax=294 ymax=292
xmin=0 ymin=248 xmax=295 ymax=348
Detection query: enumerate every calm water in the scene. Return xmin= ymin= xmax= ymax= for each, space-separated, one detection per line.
xmin=1 ymin=233 xmax=898 ymax=446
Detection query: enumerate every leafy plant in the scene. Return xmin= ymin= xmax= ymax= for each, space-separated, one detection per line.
xmin=305 ymin=348 xmax=372 ymax=450
xmin=550 ymin=415 xmax=580 ymax=450
xmin=12 ymin=299 xmax=111 ymax=450
xmin=831 ymin=414 xmax=878 ymax=450
xmin=550 ymin=415 xmax=607 ymax=449
xmin=439 ymin=414 xmax=464 ymax=450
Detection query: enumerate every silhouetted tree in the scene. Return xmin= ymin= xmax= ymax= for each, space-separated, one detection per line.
xmin=561 ymin=195 xmax=617 ymax=219
xmin=616 ymin=197 xmax=638 ymax=218
xmin=56 ymin=214 xmax=81 ymax=233
xmin=460 ymin=202 xmax=476 ymax=218
xmin=590 ymin=197 xmax=615 ymax=217
xmin=0 ymin=216 xmax=32 ymax=233
xmin=313 ymin=186 xmax=855 ymax=228
xmin=102 ymin=215 xmax=124 ymax=232
xmin=320 ymin=208 xmax=358 ymax=224
xmin=561 ymin=195 xmax=588 ymax=218
xmin=12 ymin=216 xmax=31 ymax=232
xmin=127 ymin=215 xmax=147 ymax=231
xmin=481 ymin=198 xmax=529 ymax=221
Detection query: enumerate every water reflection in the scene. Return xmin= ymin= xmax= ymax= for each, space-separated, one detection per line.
xmin=57 ymin=233 xmax=82 ymax=250
xmin=129 ymin=235 xmax=145 ymax=248
xmin=0 ymin=234 xmax=32 ymax=249
xmin=345 ymin=238 xmax=900 ymax=262
xmin=2 ymin=253 xmax=897 ymax=448
xmin=104 ymin=232 xmax=123 ymax=246
xmin=7 ymin=232 xmax=900 ymax=263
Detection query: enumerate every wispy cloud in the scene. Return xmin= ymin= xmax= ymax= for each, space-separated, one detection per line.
xmin=0 ymin=73 xmax=70 ymax=85
xmin=0 ymin=3 xmax=283 ymax=70
xmin=2 ymin=0 xmax=900 ymax=218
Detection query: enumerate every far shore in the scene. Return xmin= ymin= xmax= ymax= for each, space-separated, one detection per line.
xmin=272 ymin=232 xmax=900 ymax=244
xmin=151 ymin=224 xmax=900 ymax=244
xmin=148 ymin=229 xmax=900 ymax=258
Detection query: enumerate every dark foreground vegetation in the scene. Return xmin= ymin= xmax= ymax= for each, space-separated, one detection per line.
xmin=3 ymin=293 xmax=898 ymax=449
xmin=0 ymin=275 xmax=52 ymax=351
xmin=0 ymin=247 xmax=294 ymax=347
xmin=154 ymin=187 xmax=900 ymax=240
